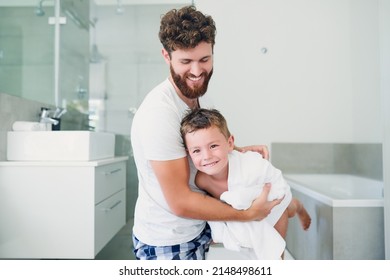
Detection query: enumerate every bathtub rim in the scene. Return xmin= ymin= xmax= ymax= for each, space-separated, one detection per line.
xmin=285 ymin=174 xmax=384 ymax=208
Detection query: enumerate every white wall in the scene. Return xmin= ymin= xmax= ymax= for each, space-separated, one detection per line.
xmin=195 ymin=0 xmax=382 ymax=148
xmin=196 ymin=0 xmax=388 ymax=259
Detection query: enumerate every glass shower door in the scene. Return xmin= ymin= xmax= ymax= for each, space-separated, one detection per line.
xmin=0 ymin=0 xmax=55 ymax=104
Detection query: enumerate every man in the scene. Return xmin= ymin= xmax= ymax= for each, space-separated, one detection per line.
xmin=131 ymin=5 xmax=285 ymax=260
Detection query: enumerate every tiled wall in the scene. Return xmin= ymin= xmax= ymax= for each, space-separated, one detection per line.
xmin=271 ymin=143 xmax=383 ymax=180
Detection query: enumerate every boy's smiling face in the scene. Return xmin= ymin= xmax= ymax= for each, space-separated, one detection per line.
xmin=185 ymin=126 xmax=234 ymax=176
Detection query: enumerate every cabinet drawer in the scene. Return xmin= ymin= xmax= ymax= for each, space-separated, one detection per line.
xmin=95 ymin=189 xmax=126 ymax=254
xmin=95 ymin=161 xmax=126 ymax=204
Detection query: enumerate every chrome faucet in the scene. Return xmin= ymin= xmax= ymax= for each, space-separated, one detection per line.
xmin=40 ymin=117 xmax=59 ymax=125
xmin=39 ymin=107 xmax=60 ymax=126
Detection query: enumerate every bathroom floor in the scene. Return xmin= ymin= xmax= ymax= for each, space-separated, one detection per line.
xmin=94 ymin=218 xmax=294 ymax=260
xmin=95 ymin=218 xmax=136 ymax=260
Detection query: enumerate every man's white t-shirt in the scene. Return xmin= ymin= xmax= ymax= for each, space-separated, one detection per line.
xmin=131 ymin=78 xmax=212 ymax=246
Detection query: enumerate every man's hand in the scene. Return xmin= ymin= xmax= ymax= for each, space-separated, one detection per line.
xmin=246 ymin=183 xmax=283 ymax=221
xmin=235 ymin=145 xmax=269 ymax=160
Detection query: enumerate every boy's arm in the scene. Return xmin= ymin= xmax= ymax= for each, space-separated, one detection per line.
xmin=151 ymin=157 xmax=280 ymax=221
xmin=194 ymin=172 xmax=224 ymax=199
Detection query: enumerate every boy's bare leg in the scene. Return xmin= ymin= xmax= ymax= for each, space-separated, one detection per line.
xmin=274 ymin=199 xmax=311 ymax=259
xmin=288 ymin=198 xmax=311 ymax=230
xmin=274 ymin=210 xmax=289 ymax=259
xmin=274 ymin=210 xmax=289 ymax=239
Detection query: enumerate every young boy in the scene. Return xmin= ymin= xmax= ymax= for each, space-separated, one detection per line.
xmin=180 ymin=108 xmax=311 ymax=259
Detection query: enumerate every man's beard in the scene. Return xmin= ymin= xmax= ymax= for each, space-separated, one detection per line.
xmin=170 ymin=65 xmax=213 ymax=99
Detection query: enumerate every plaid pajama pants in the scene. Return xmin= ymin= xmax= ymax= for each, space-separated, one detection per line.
xmin=132 ymin=223 xmax=212 ymax=260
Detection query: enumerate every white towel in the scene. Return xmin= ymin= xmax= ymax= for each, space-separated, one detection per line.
xmin=208 ymin=150 xmax=292 ymax=259
xmin=225 ymin=150 xmax=288 ymax=208
xmin=208 ymin=220 xmax=285 ymax=260
xmin=12 ymin=121 xmax=46 ymax=131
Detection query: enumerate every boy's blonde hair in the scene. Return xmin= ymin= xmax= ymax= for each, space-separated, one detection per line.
xmin=180 ymin=108 xmax=231 ymax=148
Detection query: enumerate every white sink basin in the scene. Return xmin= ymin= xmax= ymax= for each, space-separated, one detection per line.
xmin=7 ymin=131 xmax=115 ymax=161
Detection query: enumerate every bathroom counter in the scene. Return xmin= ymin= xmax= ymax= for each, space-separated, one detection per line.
xmin=0 ymin=156 xmax=128 ymax=259
xmin=0 ymin=156 xmax=128 ymax=167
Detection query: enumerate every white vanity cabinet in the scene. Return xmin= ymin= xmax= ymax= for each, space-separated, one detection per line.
xmin=0 ymin=156 xmax=127 ymax=259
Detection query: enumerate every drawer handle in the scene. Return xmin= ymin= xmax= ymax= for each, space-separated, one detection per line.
xmin=104 ymin=168 xmax=122 ymax=176
xmin=103 ymin=200 xmax=122 ymax=212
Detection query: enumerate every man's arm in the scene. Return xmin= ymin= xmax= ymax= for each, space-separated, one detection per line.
xmin=235 ymin=145 xmax=269 ymax=160
xmin=151 ymin=157 xmax=281 ymax=221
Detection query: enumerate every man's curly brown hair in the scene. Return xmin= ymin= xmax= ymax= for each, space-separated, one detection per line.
xmin=159 ymin=6 xmax=216 ymax=56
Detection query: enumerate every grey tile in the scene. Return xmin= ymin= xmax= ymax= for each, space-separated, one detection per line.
xmin=271 ymin=142 xmax=382 ymax=180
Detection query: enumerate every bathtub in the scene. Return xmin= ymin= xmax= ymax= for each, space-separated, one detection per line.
xmin=284 ymin=174 xmax=384 ymax=260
